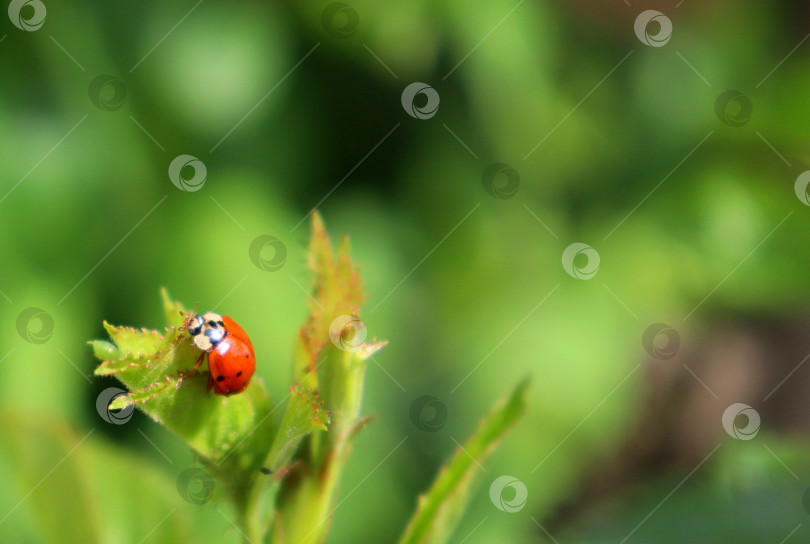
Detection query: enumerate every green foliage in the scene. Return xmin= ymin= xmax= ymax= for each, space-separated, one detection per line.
xmin=0 ymin=410 xmax=189 ymax=543
xmin=2 ymin=3 xmax=808 ymax=543
xmin=399 ymin=380 xmax=529 ymax=544
xmin=88 ymin=213 xmax=526 ymax=544
xmin=90 ymin=291 xmax=278 ymax=526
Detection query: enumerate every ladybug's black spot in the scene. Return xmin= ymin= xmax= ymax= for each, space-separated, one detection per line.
xmin=236 ymin=371 xmax=243 ymax=377
xmin=216 ymin=375 xmax=225 ymax=382
xmin=208 ymin=320 xmax=217 ymax=327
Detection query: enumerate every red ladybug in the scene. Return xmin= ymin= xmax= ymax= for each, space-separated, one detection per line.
xmin=185 ymin=311 xmax=256 ymax=396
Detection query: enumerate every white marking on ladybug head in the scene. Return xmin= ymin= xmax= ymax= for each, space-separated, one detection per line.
xmin=189 ymin=312 xmax=226 ymax=352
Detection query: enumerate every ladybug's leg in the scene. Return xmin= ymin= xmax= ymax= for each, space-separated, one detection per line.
xmin=206 ymin=373 xmax=214 ymax=394
xmin=176 ymin=352 xmax=206 ymax=390
xmin=190 ymin=351 xmax=206 ymax=374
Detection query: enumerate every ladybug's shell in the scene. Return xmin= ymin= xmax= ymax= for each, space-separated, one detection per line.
xmin=222 ymin=316 xmax=253 ymax=350
xmin=207 ymin=316 xmax=256 ymax=396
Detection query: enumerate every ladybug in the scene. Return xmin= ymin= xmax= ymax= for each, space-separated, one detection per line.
xmin=183 ymin=311 xmax=256 ymax=396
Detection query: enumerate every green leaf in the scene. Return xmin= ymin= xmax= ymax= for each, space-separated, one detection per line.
xmin=296 ymin=216 xmax=386 ymax=453
xmin=268 ymin=345 xmax=385 ymax=544
xmin=90 ymin=339 xmax=119 ymax=362
xmin=266 ymin=383 xmax=329 ymax=470
xmin=295 ymin=213 xmax=366 ymax=387
xmin=398 ymin=379 xmax=530 ymax=544
xmin=240 ymin=384 xmax=331 ymax=541
xmin=269 ymin=212 xmax=386 ymax=544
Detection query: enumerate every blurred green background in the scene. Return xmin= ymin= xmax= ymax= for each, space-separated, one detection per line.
xmin=2 ymin=0 xmax=810 ymax=542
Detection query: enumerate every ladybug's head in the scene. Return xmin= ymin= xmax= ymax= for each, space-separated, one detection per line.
xmin=189 ymin=311 xmax=226 ymax=352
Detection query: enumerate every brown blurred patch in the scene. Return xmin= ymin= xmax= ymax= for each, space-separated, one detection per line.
xmin=541 ymin=313 xmax=810 ymax=531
